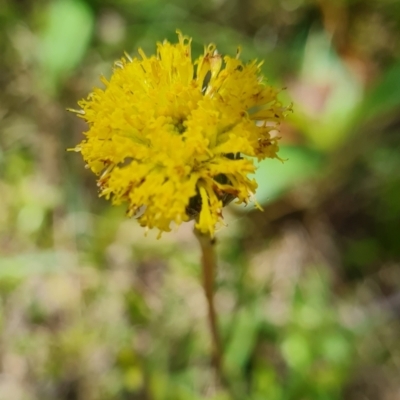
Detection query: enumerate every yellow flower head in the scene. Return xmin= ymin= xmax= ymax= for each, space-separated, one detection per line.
xmin=70 ymin=31 xmax=288 ymax=237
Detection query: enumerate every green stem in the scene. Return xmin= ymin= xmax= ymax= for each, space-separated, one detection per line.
xmin=194 ymin=228 xmax=223 ymax=376
xmin=194 ymin=228 xmax=244 ymax=400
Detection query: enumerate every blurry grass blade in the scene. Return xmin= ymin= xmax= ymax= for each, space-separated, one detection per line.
xmin=38 ymin=0 xmax=94 ymax=95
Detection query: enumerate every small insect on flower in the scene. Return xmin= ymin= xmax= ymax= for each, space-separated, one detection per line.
xmin=69 ymin=31 xmax=290 ymax=237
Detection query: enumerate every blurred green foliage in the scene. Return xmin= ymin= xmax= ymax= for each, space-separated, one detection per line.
xmin=1 ymin=0 xmax=400 ymax=399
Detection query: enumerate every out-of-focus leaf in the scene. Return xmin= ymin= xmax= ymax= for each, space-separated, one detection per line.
xmin=38 ymin=0 xmax=94 ymax=95
xmin=125 ymin=291 xmax=150 ymax=324
xmin=252 ymin=368 xmax=282 ymax=400
xmin=123 ymin=367 xmax=144 ymax=391
xmin=149 ymin=372 xmax=169 ymax=400
xmin=0 ymin=251 xmax=73 ymax=278
xmin=224 ymin=305 xmax=261 ymax=375
xmin=290 ymin=32 xmax=363 ymax=151
xmin=280 ymin=332 xmax=311 ymax=370
xmin=357 ymin=59 xmax=400 ymax=122
xmin=242 ymin=145 xmax=323 ymax=208
xmin=321 ymin=334 xmax=352 ymax=365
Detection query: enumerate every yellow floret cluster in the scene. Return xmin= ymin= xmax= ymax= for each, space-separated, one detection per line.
xmin=70 ymin=31 xmax=288 ymax=237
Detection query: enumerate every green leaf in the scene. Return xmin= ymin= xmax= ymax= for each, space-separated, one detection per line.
xmin=0 ymin=251 xmax=73 ymax=278
xmin=246 ymin=145 xmax=323 ymax=207
xmin=280 ymin=333 xmax=311 ymax=370
xmin=38 ymin=0 xmax=94 ymax=95
xmin=357 ymin=59 xmax=400 ymax=122
xmin=321 ymin=334 xmax=352 ymax=365
xmin=290 ymin=32 xmax=363 ymax=151
xmin=224 ymin=306 xmax=261 ymax=375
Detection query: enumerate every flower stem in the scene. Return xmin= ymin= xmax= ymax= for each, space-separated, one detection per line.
xmin=194 ymin=228 xmax=223 ymax=381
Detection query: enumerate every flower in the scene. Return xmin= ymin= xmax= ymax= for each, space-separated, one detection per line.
xmin=70 ymin=31 xmax=289 ymax=237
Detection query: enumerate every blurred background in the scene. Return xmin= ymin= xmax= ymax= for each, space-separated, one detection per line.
xmin=1 ymin=0 xmax=400 ymax=399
